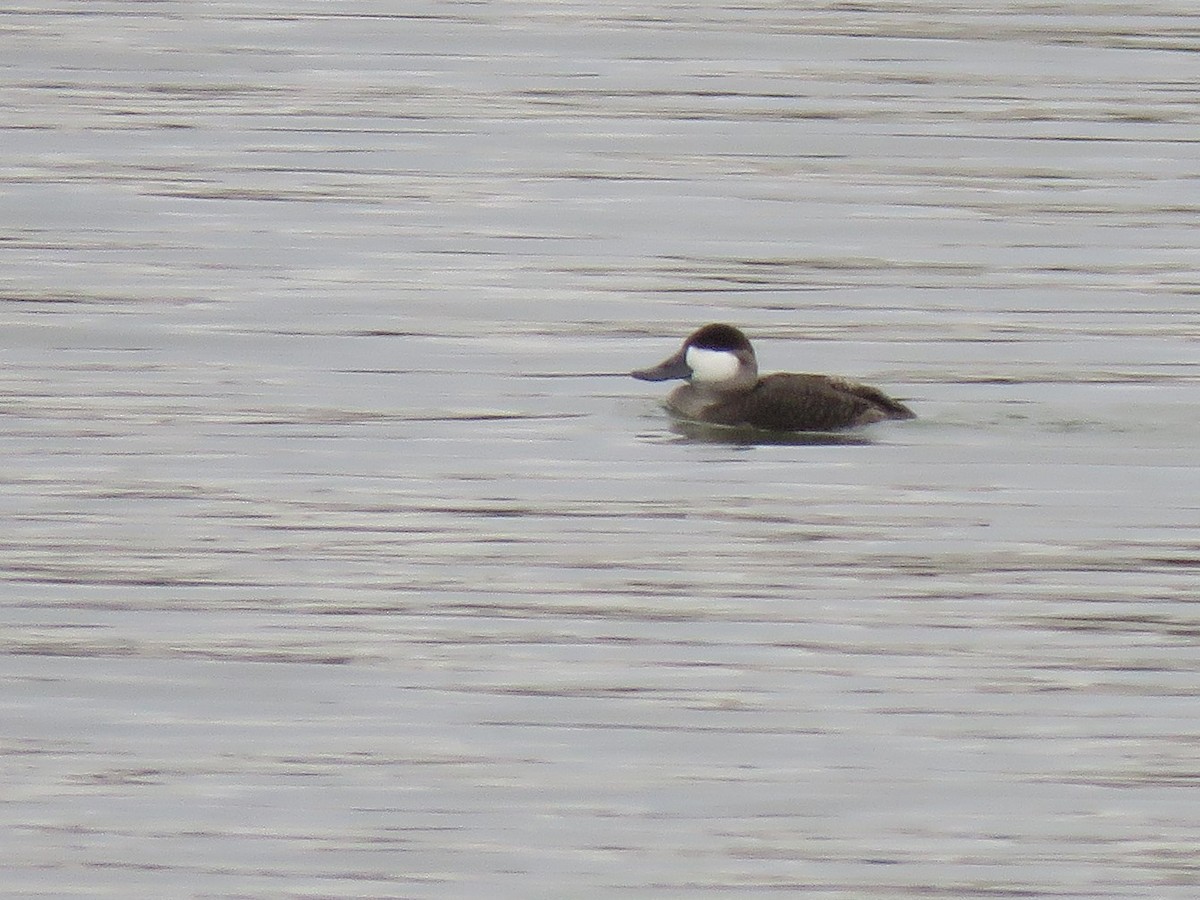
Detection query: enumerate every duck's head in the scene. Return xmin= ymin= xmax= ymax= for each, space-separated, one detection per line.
xmin=631 ymin=323 xmax=759 ymax=391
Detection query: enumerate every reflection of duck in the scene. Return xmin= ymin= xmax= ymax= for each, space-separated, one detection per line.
xmin=632 ymin=323 xmax=915 ymax=431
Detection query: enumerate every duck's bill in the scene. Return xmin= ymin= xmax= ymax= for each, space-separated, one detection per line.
xmin=630 ymin=351 xmax=692 ymax=382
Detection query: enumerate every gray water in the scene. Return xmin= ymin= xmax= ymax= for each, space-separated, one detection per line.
xmin=3 ymin=3 xmax=1199 ymax=898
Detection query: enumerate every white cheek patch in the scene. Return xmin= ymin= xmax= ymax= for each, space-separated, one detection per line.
xmin=685 ymin=346 xmax=741 ymax=383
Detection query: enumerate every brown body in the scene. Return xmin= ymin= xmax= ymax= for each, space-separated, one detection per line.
xmin=666 ymin=372 xmax=914 ymax=431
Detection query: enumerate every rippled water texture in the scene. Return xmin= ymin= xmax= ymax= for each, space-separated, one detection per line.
xmin=3 ymin=3 xmax=1199 ymax=897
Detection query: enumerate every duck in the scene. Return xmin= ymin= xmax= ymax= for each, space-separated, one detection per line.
xmin=631 ymin=323 xmax=915 ymax=431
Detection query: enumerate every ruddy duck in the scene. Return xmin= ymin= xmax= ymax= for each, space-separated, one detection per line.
xmin=631 ymin=323 xmax=915 ymax=431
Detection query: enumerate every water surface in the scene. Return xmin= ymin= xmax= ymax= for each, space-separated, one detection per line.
xmin=2 ymin=3 xmax=1199 ymax=898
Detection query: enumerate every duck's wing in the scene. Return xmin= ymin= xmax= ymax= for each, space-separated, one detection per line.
xmin=712 ymin=373 xmax=914 ymax=431
xmin=821 ymin=375 xmax=916 ymax=421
